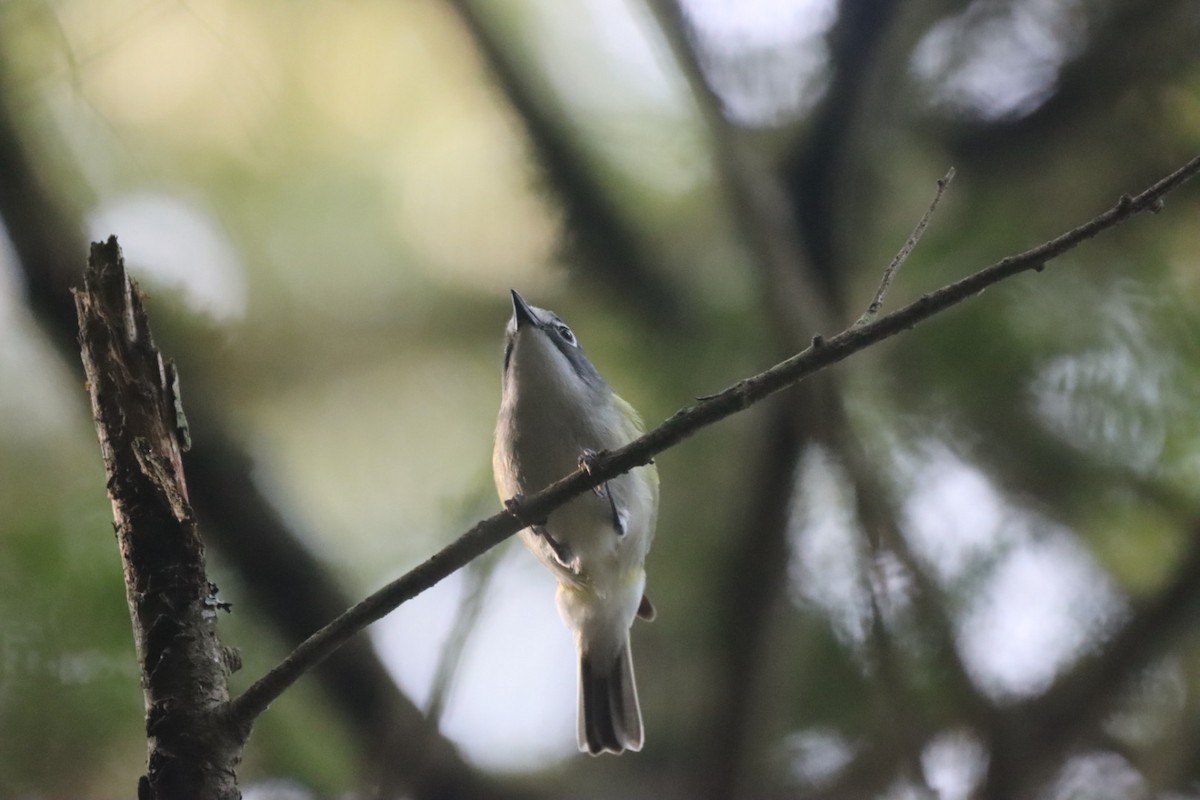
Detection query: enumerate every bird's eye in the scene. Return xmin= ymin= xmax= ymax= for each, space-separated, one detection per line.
xmin=556 ymin=324 xmax=577 ymax=346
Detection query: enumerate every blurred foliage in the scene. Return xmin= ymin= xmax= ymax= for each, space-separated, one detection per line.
xmin=1 ymin=0 xmax=1200 ymax=798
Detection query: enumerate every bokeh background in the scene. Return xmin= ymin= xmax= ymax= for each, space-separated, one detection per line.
xmin=2 ymin=0 xmax=1200 ymax=798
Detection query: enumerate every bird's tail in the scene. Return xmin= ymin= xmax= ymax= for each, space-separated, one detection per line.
xmin=578 ymin=636 xmax=643 ymax=755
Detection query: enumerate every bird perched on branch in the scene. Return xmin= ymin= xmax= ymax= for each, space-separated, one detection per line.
xmin=493 ymin=290 xmax=659 ymax=755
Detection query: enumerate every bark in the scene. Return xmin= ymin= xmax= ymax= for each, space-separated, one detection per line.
xmin=76 ymin=238 xmax=243 ymax=800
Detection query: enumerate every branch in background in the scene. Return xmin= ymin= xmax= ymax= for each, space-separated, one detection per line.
xmin=0 ymin=89 xmax=525 ymax=800
xmin=948 ymin=0 xmax=1200 ymax=162
xmin=229 ymin=152 xmax=1200 ymax=731
xmin=782 ymin=0 xmax=903 ymax=304
xmin=425 ymin=549 xmax=502 ymax=727
xmin=648 ymin=0 xmax=838 ymax=337
xmin=374 ymin=546 xmax=503 ymax=799
xmin=643 ymin=12 xmax=848 ymax=790
xmin=76 ymin=239 xmax=241 ymax=800
xmin=699 ymin=398 xmax=805 ymax=799
xmin=793 ymin=738 xmax=923 ymax=800
xmin=444 ymin=0 xmax=687 ymax=328
xmin=667 ymin=7 xmax=1200 ymax=785
xmin=983 ymin=521 xmax=1200 ymax=800
xmin=838 ymin=428 xmax=998 ymax=730
xmin=648 ymin=5 xmax=989 ymax=793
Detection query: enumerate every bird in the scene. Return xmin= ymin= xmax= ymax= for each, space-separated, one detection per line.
xmin=493 ymin=289 xmax=659 ymax=755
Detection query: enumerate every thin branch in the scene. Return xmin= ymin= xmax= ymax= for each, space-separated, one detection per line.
xmin=858 ymin=167 xmax=956 ymax=324
xmin=426 ymin=549 xmax=501 ymax=726
xmin=228 ymin=152 xmax=1200 ymax=728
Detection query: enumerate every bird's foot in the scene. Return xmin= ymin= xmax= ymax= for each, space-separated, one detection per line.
xmin=533 ymin=525 xmax=574 ymax=570
xmin=578 ymin=448 xmax=609 ymax=498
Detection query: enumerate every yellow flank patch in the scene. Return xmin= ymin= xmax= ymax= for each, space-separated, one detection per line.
xmin=559 ymin=578 xmax=595 ymax=601
xmin=558 ymin=567 xmax=641 ymax=604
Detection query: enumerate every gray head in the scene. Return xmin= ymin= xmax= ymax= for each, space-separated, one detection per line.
xmin=502 ymin=290 xmax=608 ymax=396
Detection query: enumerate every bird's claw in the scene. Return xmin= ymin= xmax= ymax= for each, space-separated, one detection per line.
xmin=579 ymin=448 xmax=609 ymax=498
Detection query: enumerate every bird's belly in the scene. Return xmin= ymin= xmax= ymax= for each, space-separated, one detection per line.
xmin=495 ymin=398 xmax=648 ymax=589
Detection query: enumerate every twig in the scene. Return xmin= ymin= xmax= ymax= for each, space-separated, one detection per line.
xmin=227 ymin=152 xmax=1200 ymax=728
xmin=857 ymin=167 xmax=955 ymax=325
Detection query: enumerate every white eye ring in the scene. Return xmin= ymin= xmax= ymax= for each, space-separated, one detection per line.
xmin=556 ymin=324 xmax=577 ymax=346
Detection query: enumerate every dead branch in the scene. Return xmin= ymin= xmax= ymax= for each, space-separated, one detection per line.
xmin=75 ymin=238 xmax=242 ymax=800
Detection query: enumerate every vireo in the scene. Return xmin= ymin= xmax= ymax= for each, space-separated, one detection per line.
xmin=493 ymin=290 xmax=659 ymax=755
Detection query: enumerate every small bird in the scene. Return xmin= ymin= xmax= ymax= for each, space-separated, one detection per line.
xmin=493 ymin=290 xmax=659 ymax=755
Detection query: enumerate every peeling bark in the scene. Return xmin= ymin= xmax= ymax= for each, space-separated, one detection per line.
xmin=76 ymin=237 xmax=243 ymax=800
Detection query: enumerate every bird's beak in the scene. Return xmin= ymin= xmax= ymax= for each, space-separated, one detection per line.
xmin=510 ymin=289 xmax=537 ymax=329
